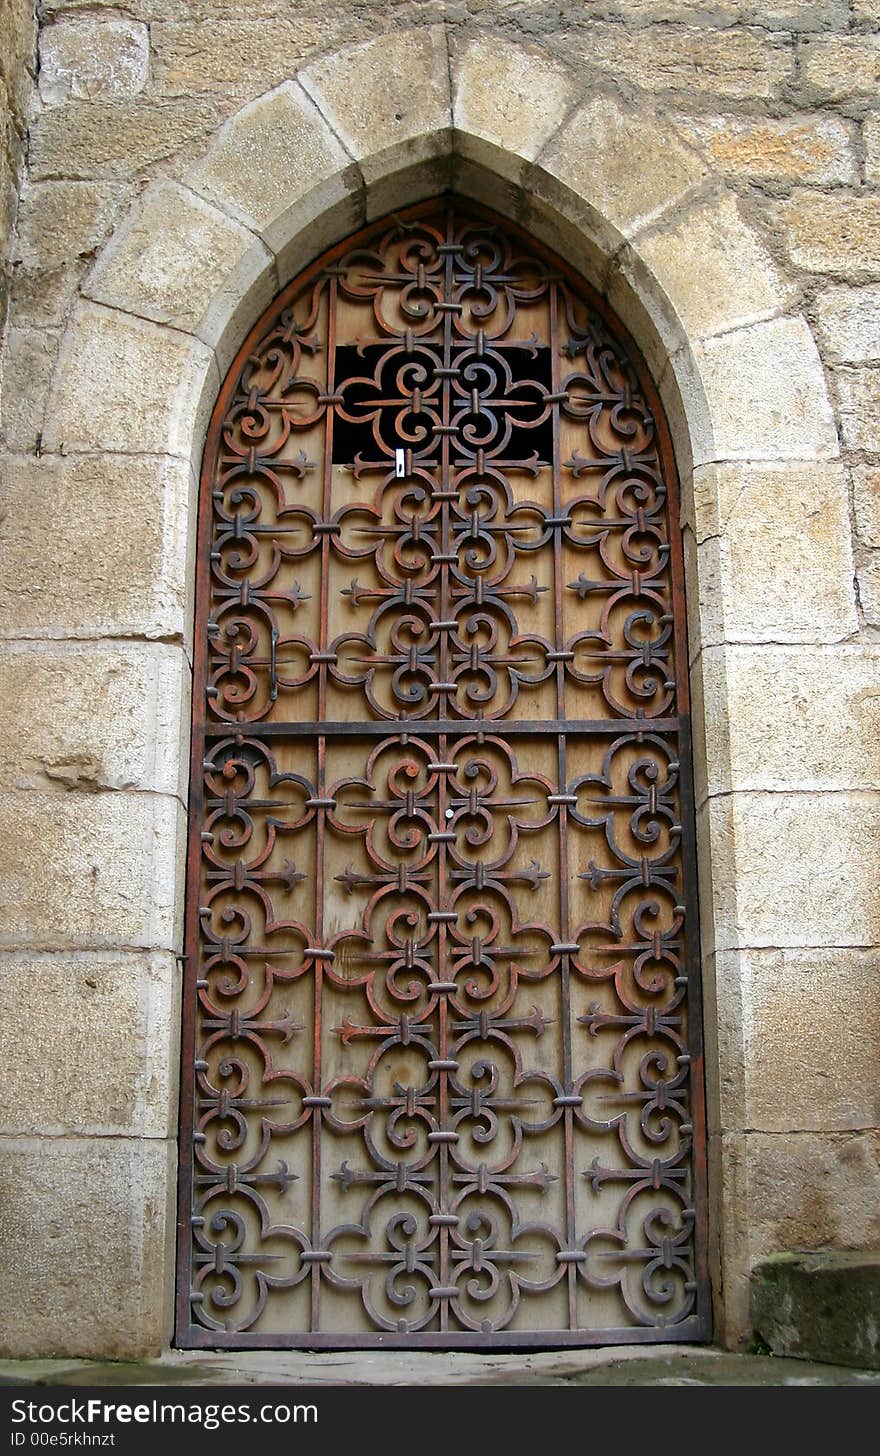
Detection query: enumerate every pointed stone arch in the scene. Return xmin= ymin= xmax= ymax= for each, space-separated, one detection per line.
xmin=30 ymin=23 xmax=852 ymax=1352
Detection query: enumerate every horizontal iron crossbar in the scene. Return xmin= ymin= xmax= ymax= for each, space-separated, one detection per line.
xmin=204 ymin=717 xmax=685 ymax=737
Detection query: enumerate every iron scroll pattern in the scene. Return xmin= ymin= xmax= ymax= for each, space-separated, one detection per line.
xmin=179 ymin=203 xmax=709 ymax=1346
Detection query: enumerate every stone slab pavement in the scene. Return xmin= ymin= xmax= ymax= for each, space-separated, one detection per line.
xmin=1 ymin=1347 xmax=879 ymax=1387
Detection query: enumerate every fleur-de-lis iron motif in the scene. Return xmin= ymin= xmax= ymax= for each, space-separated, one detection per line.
xmin=177 ymin=201 xmax=708 ymax=1348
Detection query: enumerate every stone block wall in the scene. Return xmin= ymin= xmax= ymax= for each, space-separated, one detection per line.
xmin=0 ymin=0 xmax=36 ymax=328
xmin=0 ymin=1 xmax=878 ymax=1356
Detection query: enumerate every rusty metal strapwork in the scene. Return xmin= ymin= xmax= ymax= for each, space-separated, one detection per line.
xmin=176 ymin=199 xmax=709 ymax=1349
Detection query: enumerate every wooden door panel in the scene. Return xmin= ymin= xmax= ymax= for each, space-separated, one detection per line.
xmin=176 ymin=201 xmax=709 ymax=1347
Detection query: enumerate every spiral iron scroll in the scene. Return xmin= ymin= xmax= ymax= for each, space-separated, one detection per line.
xmin=178 ymin=201 xmax=709 ymax=1347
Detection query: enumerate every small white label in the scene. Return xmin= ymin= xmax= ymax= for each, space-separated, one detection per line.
xmin=395 ymin=448 xmax=406 ymax=477
xmin=445 ymin=808 xmax=454 ymax=821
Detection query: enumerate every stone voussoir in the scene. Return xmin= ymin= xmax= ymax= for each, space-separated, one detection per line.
xmin=187 ymin=79 xmax=359 ymax=256
xmin=299 ymin=25 xmax=452 ymax=188
xmin=450 ymin=33 xmax=579 ymax=182
xmin=690 ymin=317 xmax=839 ymax=463
xmin=612 ymin=189 xmax=795 ymax=353
xmin=534 ymin=95 xmax=709 ymax=254
xmin=43 ymin=301 xmax=215 ymax=460
xmin=83 ymin=179 xmax=277 ymax=353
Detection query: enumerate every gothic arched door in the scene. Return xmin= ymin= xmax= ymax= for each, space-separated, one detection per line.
xmin=176 ymin=199 xmax=710 ymax=1348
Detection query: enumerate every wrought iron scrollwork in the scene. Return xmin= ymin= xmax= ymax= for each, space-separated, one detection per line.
xmin=177 ymin=201 xmax=708 ymax=1348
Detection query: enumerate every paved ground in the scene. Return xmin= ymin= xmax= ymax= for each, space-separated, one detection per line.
xmin=1 ymin=1346 xmax=879 ymax=1386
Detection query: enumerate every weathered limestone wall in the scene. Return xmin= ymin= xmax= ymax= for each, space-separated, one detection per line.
xmin=0 ymin=0 xmax=36 ymax=327
xmin=0 ymin=1 xmax=878 ymax=1357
